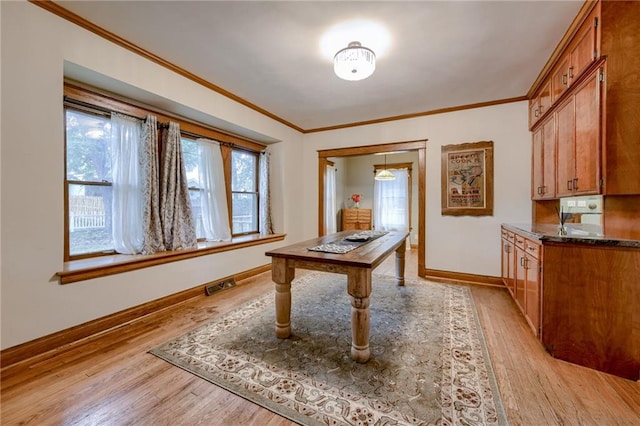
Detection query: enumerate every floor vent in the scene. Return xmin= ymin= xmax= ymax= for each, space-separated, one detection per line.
xmin=204 ymin=278 xmax=236 ymax=296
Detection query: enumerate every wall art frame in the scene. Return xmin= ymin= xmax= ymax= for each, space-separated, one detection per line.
xmin=441 ymin=140 xmax=494 ymax=216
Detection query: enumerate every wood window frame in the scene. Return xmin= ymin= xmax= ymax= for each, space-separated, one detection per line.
xmin=59 ymin=82 xmax=282 ymax=284
xmin=230 ymin=147 xmax=260 ymax=237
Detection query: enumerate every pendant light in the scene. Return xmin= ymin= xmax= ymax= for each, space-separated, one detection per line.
xmin=375 ymin=155 xmax=395 ymax=181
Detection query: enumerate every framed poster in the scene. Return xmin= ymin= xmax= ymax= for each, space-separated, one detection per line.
xmin=441 ymin=141 xmax=493 ymax=216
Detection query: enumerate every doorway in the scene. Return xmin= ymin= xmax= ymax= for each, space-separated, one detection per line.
xmin=317 ymin=140 xmax=427 ymax=277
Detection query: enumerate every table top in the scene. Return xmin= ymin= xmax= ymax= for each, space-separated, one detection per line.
xmin=265 ymin=230 xmax=409 ymax=269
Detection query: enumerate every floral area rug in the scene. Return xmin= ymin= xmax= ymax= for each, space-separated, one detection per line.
xmin=150 ymin=272 xmax=508 ymax=426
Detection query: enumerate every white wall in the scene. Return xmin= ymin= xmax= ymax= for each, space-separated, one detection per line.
xmin=0 ymin=2 xmax=305 ymax=349
xmin=0 ymin=2 xmax=531 ymax=350
xmin=303 ymin=103 xmax=532 ymax=276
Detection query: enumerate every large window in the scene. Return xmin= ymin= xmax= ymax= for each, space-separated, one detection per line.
xmin=231 ymin=149 xmax=259 ymax=235
xmin=64 ymin=84 xmax=267 ymax=260
xmin=65 ymin=108 xmax=115 ymax=257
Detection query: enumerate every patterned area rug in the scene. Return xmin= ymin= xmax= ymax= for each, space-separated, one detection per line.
xmin=150 ymin=273 xmax=507 ymax=425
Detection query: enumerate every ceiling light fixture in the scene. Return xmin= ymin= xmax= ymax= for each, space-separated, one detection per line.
xmin=334 ymin=41 xmax=376 ymax=81
xmin=375 ymin=155 xmax=396 ymax=181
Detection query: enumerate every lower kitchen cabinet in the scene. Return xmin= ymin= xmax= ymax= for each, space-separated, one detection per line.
xmin=501 ymin=224 xmax=640 ymax=380
xmin=542 ymin=242 xmax=640 ymax=380
xmin=500 ymin=229 xmax=515 ymax=296
xmin=503 ymin=226 xmax=542 ymax=337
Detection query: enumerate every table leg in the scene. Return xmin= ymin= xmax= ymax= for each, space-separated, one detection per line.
xmin=348 ymin=268 xmax=372 ymax=363
xmin=395 ymin=238 xmax=406 ymax=286
xmin=350 ymin=295 xmax=370 ymax=363
xmin=272 ymin=258 xmax=294 ymax=339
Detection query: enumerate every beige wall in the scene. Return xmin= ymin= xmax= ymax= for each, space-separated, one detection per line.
xmin=0 ymin=2 xmax=304 ymax=349
xmin=0 ymin=1 xmax=531 ymax=349
xmin=302 ymin=103 xmax=532 ymax=276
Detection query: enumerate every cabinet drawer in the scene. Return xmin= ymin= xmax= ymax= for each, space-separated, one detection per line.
xmin=357 ymin=210 xmax=371 ymax=220
xmin=514 ymin=234 xmax=526 ymax=250
xmin=343 ymin=210 xmax=358 ymax=221
xmin=525 ymin=240 xmax=541 ymax=259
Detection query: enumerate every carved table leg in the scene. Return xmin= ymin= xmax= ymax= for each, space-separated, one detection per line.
xmin=347 ymin=268 xmax=372 ymax=363
xmin=350 ymin=295 xmax=371 ymax=363
xmin=272 ymin=258 xmax=294 ymax=339
xmin=395 ymin=238 xmax=406 ymax=286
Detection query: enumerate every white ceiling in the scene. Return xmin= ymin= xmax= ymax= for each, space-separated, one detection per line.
xmin=55 ymin=0 xmax=584 ymax=132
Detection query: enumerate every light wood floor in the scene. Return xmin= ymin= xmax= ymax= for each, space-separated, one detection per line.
xmin=2 ymin=249 xmax=639 ymax=425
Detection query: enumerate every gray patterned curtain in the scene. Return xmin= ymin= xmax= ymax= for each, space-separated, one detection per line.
xmin=140 ymin=115 xmax=164 ymax=254
xmin=259 ymin=148 xmax=274 ymax=235
xmin=160 ymin=122 xmax=197 ymax=250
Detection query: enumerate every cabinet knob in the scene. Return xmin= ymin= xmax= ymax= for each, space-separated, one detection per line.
xmin=573 ymin=178 xmax=578 ymax=190
xmin=562 ymin=74 xmax=568 ymax=85
xmin=569 ymin=66 xmax=574 ymax=79
xmin=567 ymin=180 xmax=573 ymax=191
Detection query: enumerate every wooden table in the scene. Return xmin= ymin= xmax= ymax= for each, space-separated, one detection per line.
xmin=265 ymin=230 xmax=409 ymax=363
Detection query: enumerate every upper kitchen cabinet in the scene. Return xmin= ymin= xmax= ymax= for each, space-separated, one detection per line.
xmin=555 ymin=66 xmax=602 ymax=198
xmin=565 ymin=4 xmax=600 ymax=90
xmin=599 ymin=1 xmax=640 ymax=195
xmin=529 ymin=0 xmax=640 ymax=199
xmin=529 ymin=80 xmax=551 ymax=129
xmin=531 ymin=114 xmax=556 ymax=200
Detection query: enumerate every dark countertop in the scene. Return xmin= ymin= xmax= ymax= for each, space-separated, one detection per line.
xmin=502 ymin=223 xmax=640 ymax=248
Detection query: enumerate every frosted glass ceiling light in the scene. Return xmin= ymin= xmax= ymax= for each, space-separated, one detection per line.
xmin=334 ymin=41 xmax=376 ymax=81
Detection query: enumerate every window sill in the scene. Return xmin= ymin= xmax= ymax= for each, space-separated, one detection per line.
xmin=57 ymin=233 xmax=286 ymax=284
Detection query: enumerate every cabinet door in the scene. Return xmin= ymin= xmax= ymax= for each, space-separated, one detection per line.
xmin=501 ymin=238 xmax=515 ymax=296
xmin=342 ymin=209 xmax=357 ymax=231
xmin=525 ymin=255 xmax=540 ymax=336
xmin=573 ymin=69 xmax=601 ymax=195
xmin=551 ymin=55 xmax=570 ymax=102
xmin=541 ymin=117 xmax=556 ymax=199
xmin=532 ymin=115 xmax=556 ymax=200
xmin=556 ymin=96 xmax=576 ymax=197
xmin=568 ymin=8 xmax=598 ymax=86
xmin=515 ymin=246 xmax=526 ymax=311
xmin=538 ymin=80 xmax=551 ymax=118
xmin=531 ymin=127 xmax=544 ymax=200
xmin=529 ymin=98 xmax=540 ymax=128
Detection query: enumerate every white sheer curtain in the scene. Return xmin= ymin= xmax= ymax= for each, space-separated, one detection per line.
xmin=140 ymin=115 xmax=164 ymax=254
xmin=160 ymin=122 xmax=197 ymax=250
xmin=197 ymin=138 xmax=231 ymax=241
xmin=110 ymin=113 xmax=144 ymax=254
xmin=259 ymin=148 xmax=274 ymax=235
xmin=324 ymin=164 xmax=337 ymax=234
xmin=373 ymin=168 xmax=409 ymax=232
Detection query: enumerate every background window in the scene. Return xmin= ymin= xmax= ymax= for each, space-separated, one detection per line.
xmin=231 ymin=149 xmax=259 ymax=235
xmin=65 ymin=108 xmax=114 ymax=257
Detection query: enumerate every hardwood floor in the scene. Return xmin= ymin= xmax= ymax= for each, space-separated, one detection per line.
xmin=2 ymin=248 xmax=639 ymax=425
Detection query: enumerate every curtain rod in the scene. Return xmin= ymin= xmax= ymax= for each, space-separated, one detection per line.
xmin=66 ymin=96 xmax=259 ymax=150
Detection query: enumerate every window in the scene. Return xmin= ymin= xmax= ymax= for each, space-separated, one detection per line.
xmin=181 ymin=137 xmax=205 ymax=240
xmin=63 ymin=84 xmax=268 ymax=260
xmin=373 ymin=166 xmax=411 ymax=232
xmin=65 ymin=107 xmax=115 ymax=257
xmin=231 ymin=149 xmax=259 ymax=235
